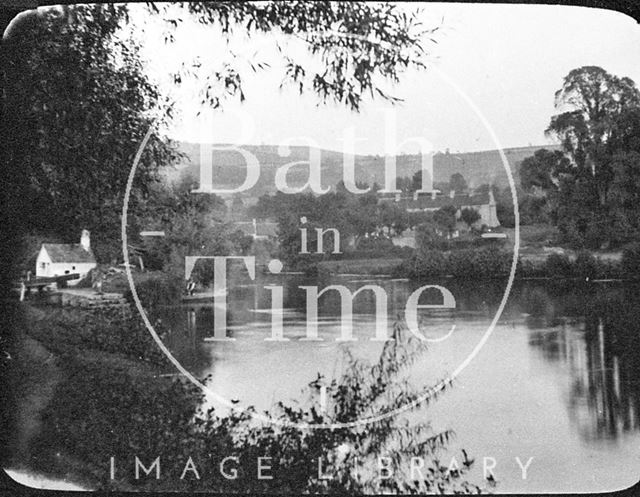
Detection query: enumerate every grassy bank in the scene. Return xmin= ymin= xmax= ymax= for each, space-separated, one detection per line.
xmin=22 ymin=304 xmax=170 ymax=366
xmin=6 ymin=303 xmax=180 ymax=491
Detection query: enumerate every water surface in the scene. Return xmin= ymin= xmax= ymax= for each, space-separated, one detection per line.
xmin=160 ymin=275 xmax=640 ymax=493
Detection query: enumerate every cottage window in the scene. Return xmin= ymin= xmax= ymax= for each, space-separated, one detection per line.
xmin=72 ymin=266 xmax=76 ymax=270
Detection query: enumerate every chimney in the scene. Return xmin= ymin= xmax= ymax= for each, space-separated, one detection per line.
xmin=413 ymin=191 xmax=419 ymax=201
xmin=395 ymin=192 xmax=401 ymax=202
xmin=431 ymin=190 xmax=437 ymax=200
xmin=80 ymin=229 xmax=91 ymax=251
xmin=449 ymin=189 xmax=455 ymax=199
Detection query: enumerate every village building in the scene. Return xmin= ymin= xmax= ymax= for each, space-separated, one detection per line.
xmin=382 ymin=189 xmax=500 ymax=229
xmin=35 ymin=229 xmax=97 ymax=286
xmin=381 ymin=189 xmax=500 ymax=248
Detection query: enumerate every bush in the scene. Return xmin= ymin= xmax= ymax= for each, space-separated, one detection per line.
xmin=122 ymin=273 xmax=183 ymax=308
xmin=411 ymin=250 xmax=448 ymax=278
xmin=403 ymin=247 xmax=512 ymax=280
xmin=449 ymin=248 xmax=512 ymax=279
xmin=448 ymin=250 xmax=477 ymax=278
xmin=25 ymin=305 xmax=169 ymax=365
xmin=355 ymin=236 xmax=394 ymax=252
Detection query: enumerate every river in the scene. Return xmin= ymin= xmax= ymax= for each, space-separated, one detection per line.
xmin=157 ymin=274 xmax=640 ymax=493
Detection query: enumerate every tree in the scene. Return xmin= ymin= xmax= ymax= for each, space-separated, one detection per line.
xmin=415 ymin=220 xmax=439 ymax=250
xmin=519 ymin=149 xmax=571 ymax=193
xmin=138 ymin=177 xmax=237 ymax=280
xmin=607 ymin=151 xmax=640 ymax=243
xmin=377 ymin=201 xmax=409 ymax=236
xmin=449 ymin=173 xmax=468 ymax=194
xmin=395 ymin=176 xmax=414 ymax=193
xmin=2 ymin=5 xmax=179 ymax=262
xmin=411 ymin=171 xmax=423 ymax=192
xmin=545 ymin=67 xmax=640 ymax=247
xmin=546 ymin=66 xmax=640 ymax=206
xmin=460 ymin=207 xmax=481 ymax=229
xmin=473 ymin=183 xmax=500 ymax=197
xmin=433 ymin=205 xmax=457 ymax=238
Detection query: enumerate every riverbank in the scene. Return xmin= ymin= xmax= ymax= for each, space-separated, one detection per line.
xmin=393 ymin=243 xmax=640 ymax=281
xmin=316 ymin=257 xmax=404 ymax=276
xmin=5 ymin=303 xmax=194 ymax=491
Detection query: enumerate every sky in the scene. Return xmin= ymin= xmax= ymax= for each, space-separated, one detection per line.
xmin=134 ymin=3 xmax=640 ymax=155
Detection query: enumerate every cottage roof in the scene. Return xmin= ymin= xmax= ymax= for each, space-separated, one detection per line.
xmin=42 ymin=243 xmax=96 ymax=263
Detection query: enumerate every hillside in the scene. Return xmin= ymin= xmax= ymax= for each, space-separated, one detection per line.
xmin=165 ymin=142 xmax=562 ymax=196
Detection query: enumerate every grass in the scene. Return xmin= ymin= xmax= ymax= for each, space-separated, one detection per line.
xmin=101 ymin=269 xmax=168 ymax=294
xmin=502 ymin=223 xmax=560 ymax=248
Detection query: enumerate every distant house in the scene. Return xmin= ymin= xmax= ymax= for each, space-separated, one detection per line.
xmin=36 ymin=230 xmax=97 ymax=286
xmin=381 ymin=190 xmax=500 ymax=229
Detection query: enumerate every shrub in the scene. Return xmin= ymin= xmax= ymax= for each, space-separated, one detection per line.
xmin=411 ymin=250 xmax=447 ymax=278
xmin=123 ymin=273 xmax=183 ymax=308
xmin=405 ymin=247 xmax=513 ymax=280
xmin=448 ymin=250 xmax=476 ymax=278
xmin=25 ymin=305 xmax=169 ymax=365
xmin=355 ymin=236 xmax=394 ymax=252
xmin=448 ymin=248 xmax=512 ymax=279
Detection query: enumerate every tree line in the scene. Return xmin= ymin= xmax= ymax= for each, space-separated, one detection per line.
xmin=1 ymin=2 xmax=429 ymax=276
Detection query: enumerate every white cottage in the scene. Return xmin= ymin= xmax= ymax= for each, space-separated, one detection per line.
xmin=36 ymin=230 xmax=97 ymax=286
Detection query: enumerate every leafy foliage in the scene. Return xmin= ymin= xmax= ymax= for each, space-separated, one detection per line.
xmin=157 ymin=1 xmax=433 ymax=112
xmin=433 ymin=205 xmax=457 ymax=238
xmin=24 ymin=304 xmax=170 ymax=365
xmin=2 ymin=5 xmax=180 ymax=262
xmin=519 ymin=148 xmax=571 ymax=193
xmin=402 ymin=247 xmax=512 ymax=280
xmin=449 ymin=173 xmax=468 ymax=194
xmin=543 ymin=66 xmax=640 ymax=248
xmin=460 ymin=208 xmax=481 ymax=228
xmin=135 ymin=177 xmax=251 ymax=283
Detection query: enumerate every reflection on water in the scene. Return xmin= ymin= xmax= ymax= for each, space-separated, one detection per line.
xmin=522 ymin=284 xmax=640 ymax=442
